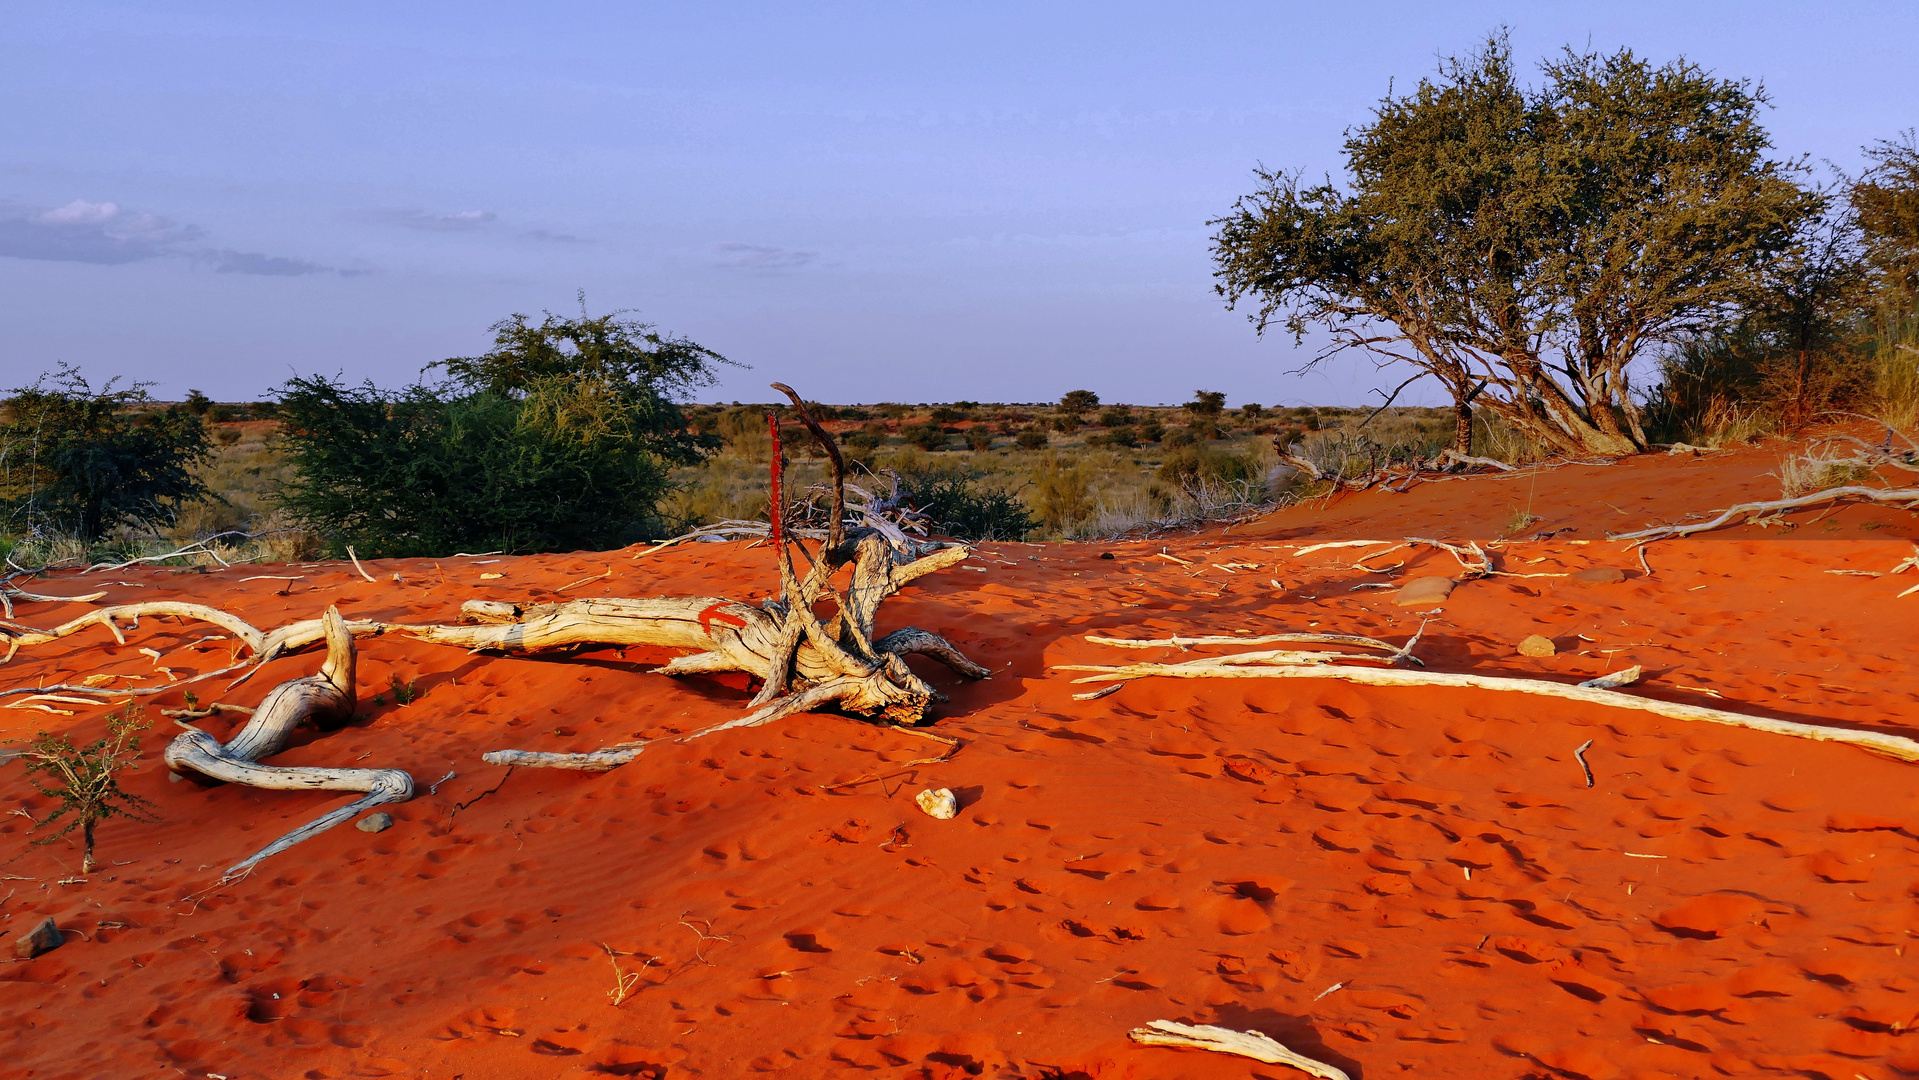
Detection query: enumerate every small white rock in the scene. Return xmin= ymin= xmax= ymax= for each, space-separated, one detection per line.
xmin=914 ymin=788 xmax=958 ymax=820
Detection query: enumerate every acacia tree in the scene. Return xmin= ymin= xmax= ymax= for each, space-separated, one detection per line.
xmin=1 ymin=365 xmax=211 ymax=540
xmin=1853 ymin=130 xmax=1919 ymax=301
xmin=434 ymin=293 xmax=733 ymax=466
xmin=1058 ymin=390 xmax=1100 ymax=415
xmin=1214 ymin=36 xmax=1819 ymax=456
xmin=276 ymin=299 xmax=732 ymax=556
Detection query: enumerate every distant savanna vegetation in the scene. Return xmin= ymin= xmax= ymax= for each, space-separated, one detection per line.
xmin=5 ymin=34 xmax=1915 ymax=568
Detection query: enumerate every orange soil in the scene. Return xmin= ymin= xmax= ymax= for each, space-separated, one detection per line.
xmin=2 ymin=439 xmax=1917 ymax=1080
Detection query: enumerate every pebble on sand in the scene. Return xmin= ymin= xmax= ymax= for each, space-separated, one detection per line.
xmin=1518 ymin=634 xmax=1557 ymax=657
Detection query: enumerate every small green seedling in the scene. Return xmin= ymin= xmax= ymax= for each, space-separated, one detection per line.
xmin=389 ymin=674 xmax=419 ymax=706
xmin=20 ymin=706 xmax=160 ymax=874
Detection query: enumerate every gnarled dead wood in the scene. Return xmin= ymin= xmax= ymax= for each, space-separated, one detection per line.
xmin=10 ymin=382 xmax=985 ymax=783
xmin=1057 ymin=641 xmax=1919 ymax=763
xmin=1129 ymin=1019 xmax=1350 ymax=1080
xmin=469 ymin=383 xmax=987 ymax=769
xmin=162 ymin=607 xmax=414 ymax=879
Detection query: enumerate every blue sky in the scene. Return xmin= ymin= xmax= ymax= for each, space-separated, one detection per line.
xmin=4 ymin=2 xmax=1915 ymax=406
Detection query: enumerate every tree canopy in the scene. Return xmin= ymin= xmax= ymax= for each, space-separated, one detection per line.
xmin=1058 ymin=390 xmax=1100 ymax=415
xmin=433 ymin=294 xmax=733 ymax=466
xmin=1213 ymin=35 xmax=1820 ymax=456
xmin=274 ymin=300 xmax=731 ymax=557
xmin=1854 ymin=130 xmax=1919 ymax=300
xmin=1 ymin=365 xmax=211 ymax=541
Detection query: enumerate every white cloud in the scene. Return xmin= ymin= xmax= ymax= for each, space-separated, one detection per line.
xmin=714 ymin=241 xmax=817 ymax=274
xmin=387 ymin=208 xmax=498 ymax=231
xmin=0 ymin=198 xmax=338 ymax=275
xmin=35 ymin=199 xmax=120 ymax=225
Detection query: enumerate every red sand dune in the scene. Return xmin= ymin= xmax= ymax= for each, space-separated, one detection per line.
xmin=2 ymin=438 xmax=1917 ymax=1080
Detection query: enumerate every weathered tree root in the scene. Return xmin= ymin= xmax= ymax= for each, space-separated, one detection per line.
xmin=1057 ymin=637 xmax=1919 ymax=763
xmin=162 ymin=607 xmax=414 ymax=879
xmin=1129 ymin=1019 xmax=1350 ymax=1080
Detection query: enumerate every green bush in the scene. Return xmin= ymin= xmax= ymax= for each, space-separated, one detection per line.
xmin=1049 ymin=413 xmax=1081 ymax=434
xmin=903 ymin=422 xmax=949 ymax=451
xmin=1185 ymin=390 xmax=1226 ymax=417
xmin=1015 ymin=429 xmax=1049 ymax=450
xmin=1097 ymin=407 xmax=1134 ymax=427
xmin=273 ymin=300 xmax=726 ymax=557
xmin=274 ymin=376 xmax=677 ymax=556
xmin=1157 ymin=445 xmax=1260 ymax=491
xmin=1 ymin=366 xmax=212 ymax=541
xmin=1030 ymin=458 xmax=1093 ymax=533
xmin=893 ymin=462 xmax=1034 ymax=541
xmin=966 ymin=429 xmax=993 ymax=451
xmin=842 ymin=427 xmax=884 ymax=452
xmin=1137 ymin=419 xmax=1166 ymax=443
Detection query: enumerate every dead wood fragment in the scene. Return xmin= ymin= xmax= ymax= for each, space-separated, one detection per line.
xmin=470 ymin=382 xmax=986 ymax=769
xmin=1610 ymin=485 xmax=1919 ymax=545
xmin=1404 ymin=536 xmax=1494 ymax=577
xmin=162 ymin=607 xmax=414 ymax=879
xmin=1128 ymin=1019 xmax=1350 ymax=1080
xmin=3 ymin=601 xmax=268 ymax=661
xmin=344 ymin=546 xmax=378 ymax=584
xmin=1434 ymin=448 xmax=1517 ymax=472
xmin=1574 ymin=739 xmax=1596 ymax=787
xmin=1086 ymin=632 xmax=1421 ymax=666
xmin=1059 ymin=640 xmax=1919 ymax=763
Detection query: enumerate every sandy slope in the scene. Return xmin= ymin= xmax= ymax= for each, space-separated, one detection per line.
xmin=1 ymin=439 xmax=1916 ymax=1080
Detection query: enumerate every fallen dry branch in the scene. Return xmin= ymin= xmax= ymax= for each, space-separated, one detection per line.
xmin=1404 ymin=536 xmax=1494 ymax=577
xmin=1433 ymin=448 xmax=1516 ymax=472
xmin=1128 ymin=1019 xmax=1350 ymax=1080
xmin=464 ymin=384 xmax=987 ymax=769
xmin=1059 ymin=637 xmax=1919 ymax=763
xmin=3 ymin=601 xmax=268 ymax=661
xmin=1610 ymin=485 xmax=1919 ymax=545
xmin=1086 ymin=632 xmax=1423 ymax=666
xmin=162 ymin=607 xmax=414 ymax=879
xmin=1289 ymin=539 xmax=1394 ymax=558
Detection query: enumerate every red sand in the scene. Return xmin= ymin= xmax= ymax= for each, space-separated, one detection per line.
xmin=3 ymin=438 xmax=1918 ymax=1080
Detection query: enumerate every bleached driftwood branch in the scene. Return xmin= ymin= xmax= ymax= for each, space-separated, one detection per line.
xmin=1128 ymin=1020 xmax=1350 ymax=1080
xmin=1059 ymin=635 xmax=1919 ymax=763
xmin=1610 ymin=485 xmax=1919 ymax=545
xmin=163 ymin=607 xmax=414 ymax=879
